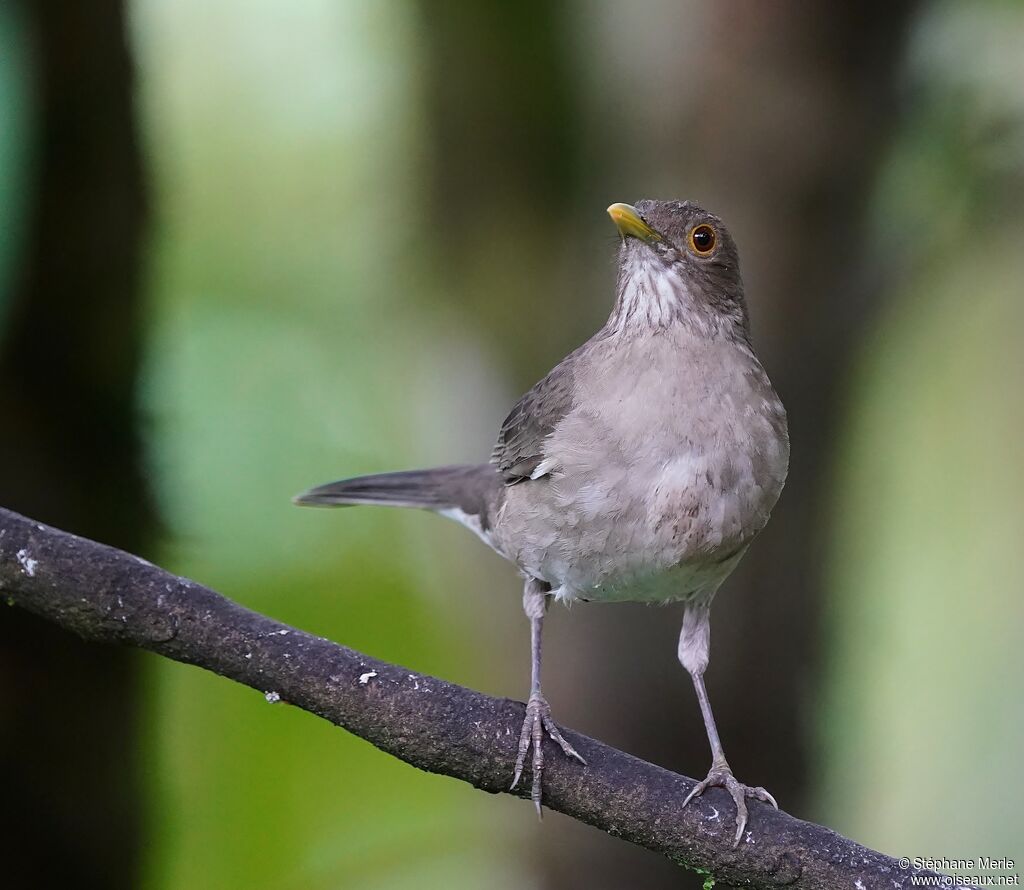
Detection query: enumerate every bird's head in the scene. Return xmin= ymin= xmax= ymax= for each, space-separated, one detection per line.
xmin=606 ymin=200 xmax=748 ymax=340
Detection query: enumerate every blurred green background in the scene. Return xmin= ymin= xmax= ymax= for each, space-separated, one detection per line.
xmin=1 ymin=2 xmax=1021 ymax=888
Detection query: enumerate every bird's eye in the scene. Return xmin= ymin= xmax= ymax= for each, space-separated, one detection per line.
xmin=689 ymin=224 xmax=716 ymax=255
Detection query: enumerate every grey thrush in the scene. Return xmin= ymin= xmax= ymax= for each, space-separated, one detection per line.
xmin=295 ymin=200 xmax=789 ymax=845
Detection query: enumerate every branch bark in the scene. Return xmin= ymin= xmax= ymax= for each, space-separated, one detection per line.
xmin=0 ymin=506 xmax=967 ymax=890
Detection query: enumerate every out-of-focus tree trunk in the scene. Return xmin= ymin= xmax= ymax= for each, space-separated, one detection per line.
xmin=682 ymin=1 xmax=920 ymax=808
xmin=414 ymin=0 xmax=590 ymax=380
xmin=419 ymin=2 xmax=918 ymax=888
xmin=0 ymin=1 xmax=152 ymax=887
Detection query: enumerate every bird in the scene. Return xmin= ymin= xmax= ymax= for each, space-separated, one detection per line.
xmin=295 ymin=199 xmax=789 ymax=845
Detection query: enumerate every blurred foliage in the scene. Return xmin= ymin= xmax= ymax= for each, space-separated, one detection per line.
xmin=0 ymin=2 xmax=31 ymax=321
xmin=132 ymin=1 xmax=523 ymax=887
xmin=818 ymin=0 xmax=1024 ymax=868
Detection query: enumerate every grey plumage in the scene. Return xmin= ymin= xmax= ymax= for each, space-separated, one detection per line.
xmin=297 ymin=199 xmax=789 ymax=843
xmin=491 ymin=342 xmax=586 ymax=483
xmin=295 ymin=463 xmax=501 ymax=527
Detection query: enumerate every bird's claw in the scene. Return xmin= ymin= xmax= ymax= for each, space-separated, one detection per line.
xmin=511 ymin=692 xmax=586 ymax=815
xmin=682 ymin=763 xmax=778 ymax=846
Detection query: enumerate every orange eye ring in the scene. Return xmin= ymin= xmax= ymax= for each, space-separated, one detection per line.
xmin=688 ymin=224 xmax=716 ymax=255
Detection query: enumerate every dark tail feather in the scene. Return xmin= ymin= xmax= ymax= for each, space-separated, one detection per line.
xmin=293 ymin=464 xmax=501 ymax=519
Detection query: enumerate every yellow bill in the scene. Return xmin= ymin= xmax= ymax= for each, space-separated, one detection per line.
xmin=607 ymin=203 xmax=662 ymax=243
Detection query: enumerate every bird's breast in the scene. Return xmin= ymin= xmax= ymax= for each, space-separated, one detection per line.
xmin=494 ymin=331 xmax=789 ymax=602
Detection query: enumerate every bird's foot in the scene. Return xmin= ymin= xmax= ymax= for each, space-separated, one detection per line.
xmin=511 ymin=692 xmax=586 ymax=815
xmin=682 ymin=761 xmax=778 ymax=846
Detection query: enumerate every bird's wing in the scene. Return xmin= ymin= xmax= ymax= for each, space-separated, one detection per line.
xmin=491 ymin=349 xmax=582 ymax=484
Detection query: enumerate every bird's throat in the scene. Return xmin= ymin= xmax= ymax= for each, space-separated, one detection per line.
xmin=609 ymin=257 xmax=693 ymax=334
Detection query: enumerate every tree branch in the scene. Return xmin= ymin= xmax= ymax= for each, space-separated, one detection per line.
xmin=0 ymin=507 xmax=967 ymax=890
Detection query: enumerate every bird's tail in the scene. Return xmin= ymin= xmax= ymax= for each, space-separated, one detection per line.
xmin=293 ymin=463 xmax=502 ymax=528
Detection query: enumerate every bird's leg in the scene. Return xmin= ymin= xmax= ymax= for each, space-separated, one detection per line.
xmin=678 ymin=601 xmax=778 ymax=846
xmin=511 ymin=578 xmax=586 ymax=814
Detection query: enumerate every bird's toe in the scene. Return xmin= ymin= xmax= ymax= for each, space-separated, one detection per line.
xmin=510 ymin=693 xmax=585 ymax=814
xmin=682 ymin=764 xmax=778 ymax=847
